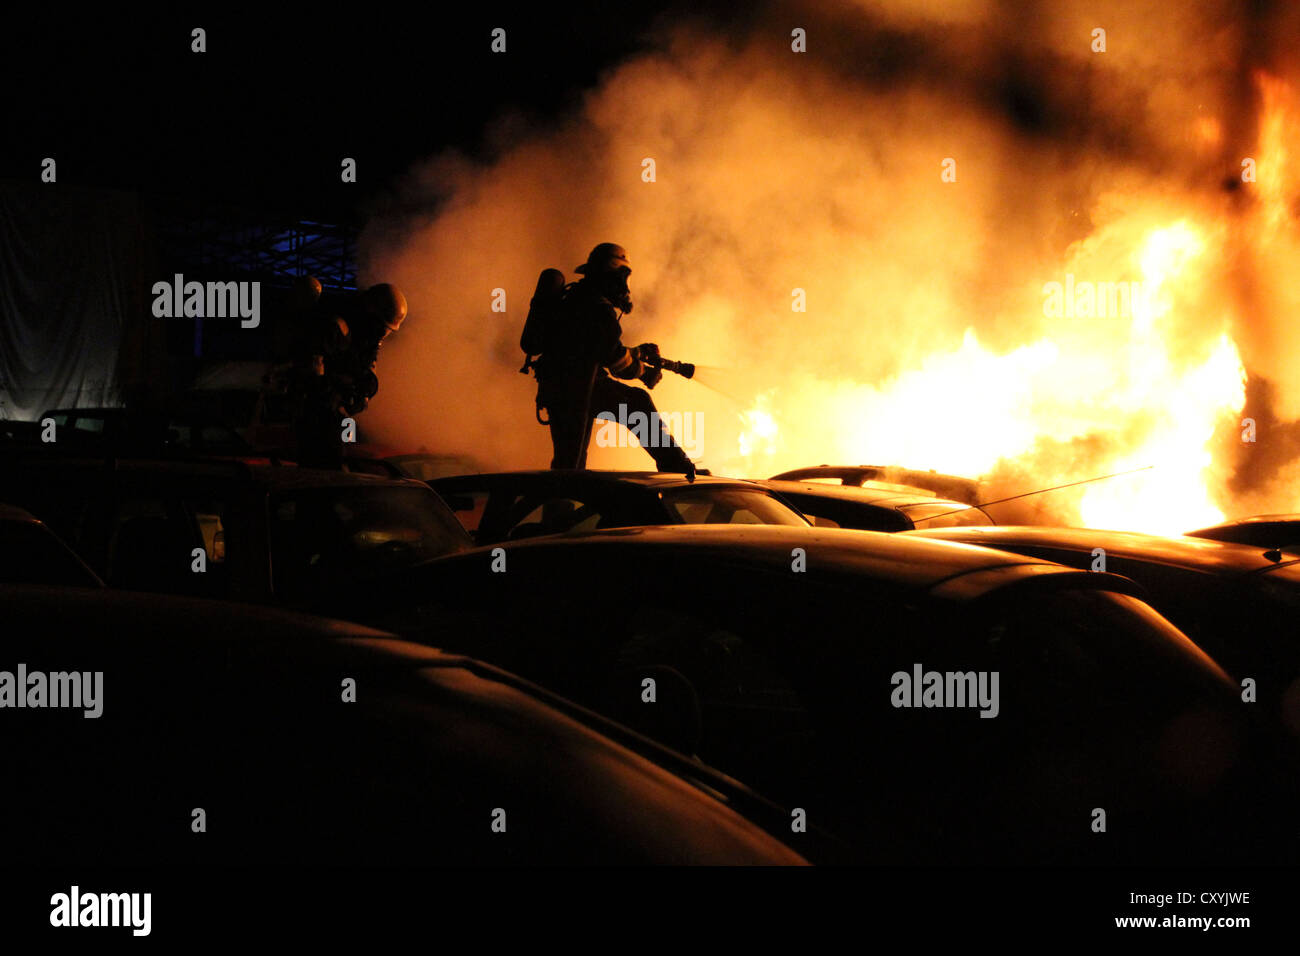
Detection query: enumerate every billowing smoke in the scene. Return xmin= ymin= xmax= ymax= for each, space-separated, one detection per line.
xmin=358 ymin=0 xmax=1300 ymax=530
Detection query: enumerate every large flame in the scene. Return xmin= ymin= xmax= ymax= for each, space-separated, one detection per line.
xmin=738 ymin=398 xmax=779 ymax=460
xmin=739 ymin=219 xmax=1247 ymax=534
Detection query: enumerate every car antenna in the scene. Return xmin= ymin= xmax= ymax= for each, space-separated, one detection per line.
xmin=921 ymin=465 xmax=1155 ymax=523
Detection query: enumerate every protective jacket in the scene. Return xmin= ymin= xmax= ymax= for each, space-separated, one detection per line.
xmin=537 ymin=278 xmax=645 ymax=391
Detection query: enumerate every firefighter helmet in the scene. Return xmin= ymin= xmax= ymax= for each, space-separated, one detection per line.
xmin=575 ymin=243 xmax=631 ymax=277
xmin=290 ymin=275 xmax=323 ymax=312
xmin=363 ymin=283 xmax=408 ymax=332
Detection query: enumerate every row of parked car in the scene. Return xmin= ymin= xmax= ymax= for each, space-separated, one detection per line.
xmin=2 ymin=434 xmax=1298 ymax=865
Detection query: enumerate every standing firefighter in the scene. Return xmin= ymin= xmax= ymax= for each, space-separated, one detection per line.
xmin=521 ymin=243 xmax=696 ymax=478
xmin=286 ymin=280 xmax=408 ymax=468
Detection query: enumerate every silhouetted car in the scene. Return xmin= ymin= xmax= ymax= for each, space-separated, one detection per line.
xmin=906 ymin=525 xmax=1300 ymax=734
xmin=752 ymin=479 xmax=994 ymax=531
xmin=0 ymin=503 xmax=102 ymax=587
xmin=0 ymin=584 xmax=808 ymax=865
xmin=39 ymin=407 xmax=254 ymax=456
xmin=343 ymin=524 xmax=1291 ymax=865
xmin=0 ymin=456 xmax=472 ymax=610
xmin=0 ymin=419 xmax=42 ymax=444
xmin=429 ymin=470 xmax=810 ymax=545
xmin=771 ymin=464 xmax=981 ymax=504
xmin=1188 ymin=514 xmax=1300 ymax=556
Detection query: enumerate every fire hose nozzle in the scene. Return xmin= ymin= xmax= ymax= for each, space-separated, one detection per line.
xmin=645 ymin=355 xmax=695 ymax=379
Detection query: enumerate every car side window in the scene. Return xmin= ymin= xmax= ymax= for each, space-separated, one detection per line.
xmin=185 ymin=499 xmax=227 ymax=564
xmin=107 ymin=494 xmax=203 ymax=594
xmin=0 ymin=522 xmax=99 ymax=587
xmin=438 ymin=490 xmax=490 ymax=535
xmin=785 ymin=495 xmax=901 ymax=532
xmin=593 ymin=607 xmax=813 ymax=801
xmin=270 ymin=486 xmax=469 ymax=603
xmin=505 ymin=496 xmax=604 ymax=540
xmin=665 ymin=489 xmax=807 ymax=526
xmin=0 ymin=471 xmax=98 ymax=562
xmin=181 ymin=496 xmax=231 ymax=598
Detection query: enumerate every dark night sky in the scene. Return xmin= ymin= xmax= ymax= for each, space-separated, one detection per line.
xmin=1 ymin=5 xmax=743 ymax=221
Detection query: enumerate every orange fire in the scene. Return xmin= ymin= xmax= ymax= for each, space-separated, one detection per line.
xmin=739 ymin=220 xmax=1247 ymax=534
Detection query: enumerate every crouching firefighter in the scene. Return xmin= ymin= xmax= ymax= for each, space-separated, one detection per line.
xmin=284 ymin=280 xmax=408 ymax=468
xmin=520 ymin=243 xmax=697 ymax=479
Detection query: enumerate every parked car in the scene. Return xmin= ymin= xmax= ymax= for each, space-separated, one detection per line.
xmin=771 ymin=464 xmax=981 ymax=504
xmin=0 ymin=584 xmax=808 ymax=865
xmin=430 ymin=470 xmax=810 ymax=545
xmin=0 ymin=419 xmax=43 ymax=444
xmin=1187 ymin=514 xmax=1300 ymax=556
xmin=752 ymin=479 xmax=995 ymax=531
xmin=39 ymin=407 xmax=254 ymax=456
xmin=906 ymin=525 xmax=1300 ymax=734
xmin=340 ymin=524 xmax=1292 ymax=864
xmin=0 ymin=454 xmax=472 ymax=610
xmin=0 ymin=502 xmax=102 ymax=587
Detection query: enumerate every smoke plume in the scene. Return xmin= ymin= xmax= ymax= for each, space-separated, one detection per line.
xmin=359 ymin=0 xmax=1300 ymax=530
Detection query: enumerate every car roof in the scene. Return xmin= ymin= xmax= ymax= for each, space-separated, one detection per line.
xmin=756 ymin=479 xmax=977 ymax=511
xmin=432 ymin=470 xmax=767 ymax=492
xmin=769 ymin=464 xmax=981 ymax=502
xmin=1190 ymin=514 xmax=1300 ymax=531
xmin=908 ymin=525 xmax=1300 ymax=578
xmin=40 ymin=407 xmax=127 ymax=417
xmin=242 ymin=465 xmax=425 ymax=491
xmin=453 ymin=523 xmax=1138 ymax=601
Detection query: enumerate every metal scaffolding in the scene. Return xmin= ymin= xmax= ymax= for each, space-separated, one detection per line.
xmin=154 ymin=201 xmax=359 ymax=291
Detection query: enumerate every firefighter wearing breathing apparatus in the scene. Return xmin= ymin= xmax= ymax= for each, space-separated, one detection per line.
xmin=523 ymin=243 xmax=696 ymax=478
xmin=286 ymin=280 xmax=408 ymax=469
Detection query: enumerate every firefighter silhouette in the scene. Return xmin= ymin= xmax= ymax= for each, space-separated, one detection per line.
xmin=286 ymin=279 xmax=407 ymax=469
xmin=526 ymin=244 xmax=696 ymax=477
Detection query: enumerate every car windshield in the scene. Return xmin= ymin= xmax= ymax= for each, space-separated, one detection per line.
xmin=800 ymin=587 xmax=1230 ymax=748
xmin=270 ymin=485 xmax=469 ymax=600
xmin=968 ymin=589 xmax=1230 ymax=702
xmin=662 ymin=488 xmax=811 ymax=526
xmin=0 ymin=521 xmax=100 ymax=587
